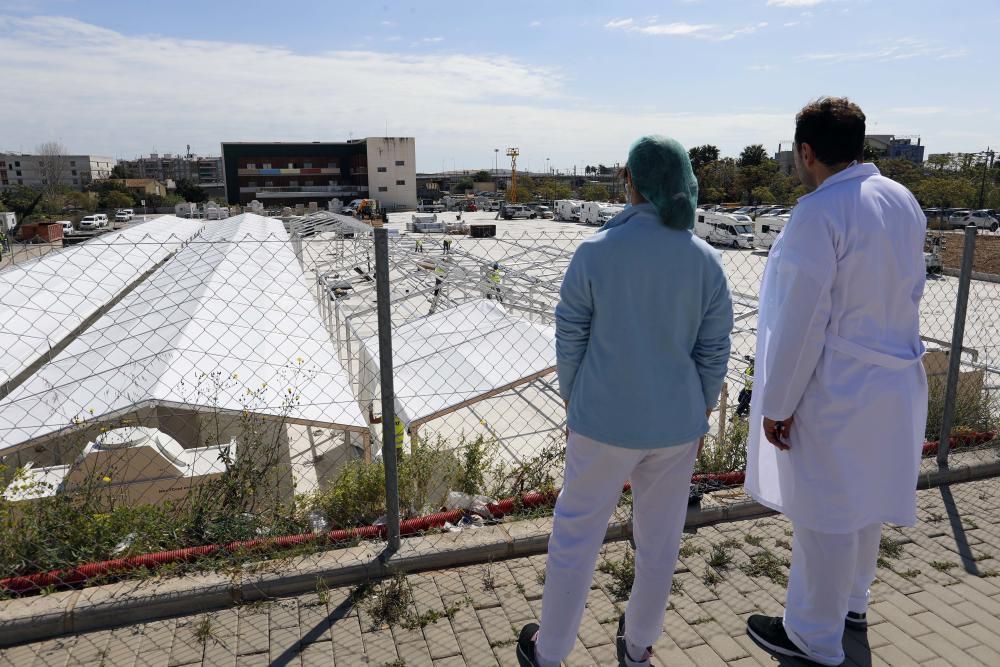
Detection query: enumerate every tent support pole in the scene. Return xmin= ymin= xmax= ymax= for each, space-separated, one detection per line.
xmin=374 ymin=227 xmax=401 ymax=554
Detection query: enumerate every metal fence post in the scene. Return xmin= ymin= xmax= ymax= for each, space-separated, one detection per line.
xmin=374 ymin=228 xmax=401 ymax=552
xmin=938 ymin=224 xmax=978 ymax=467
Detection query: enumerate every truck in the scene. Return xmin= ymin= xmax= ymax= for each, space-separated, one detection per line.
xmin=694 ymin=211 xmax=755 ymax=249
xmin=580 ymin=202 xmax=624 ymax=226
xmin=554 ymin=200 xmax=583 ymax=222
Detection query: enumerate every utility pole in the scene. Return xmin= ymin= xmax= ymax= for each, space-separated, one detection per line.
xmin=978 ymin=148 xmax=994 ymax=210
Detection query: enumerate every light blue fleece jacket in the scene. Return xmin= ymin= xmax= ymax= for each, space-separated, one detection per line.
xmin=556 ymin=203 xmax=734 ymax=448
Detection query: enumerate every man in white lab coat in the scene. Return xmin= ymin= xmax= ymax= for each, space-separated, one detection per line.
xmin=744 ymin=98 xmax=928 ymax=666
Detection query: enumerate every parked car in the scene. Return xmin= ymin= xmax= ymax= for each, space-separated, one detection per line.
xmin=115 ymin=210 xmax=133 ymax=224
xmin=79 ymin=214 xmax=109 ymax=230
xmin=532 ymin=205 xmax=554 ymax=219
xmin=501 ymin=204 xmax=536 ymax=220
xmin=58 ymin=220 xmax=75 ymax=236
xmin=948 ymin=209 xmax=998 ymax=231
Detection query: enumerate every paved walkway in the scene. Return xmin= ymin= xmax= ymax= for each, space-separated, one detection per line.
xmin=3 ymin=478 xmax=1000 ymax=666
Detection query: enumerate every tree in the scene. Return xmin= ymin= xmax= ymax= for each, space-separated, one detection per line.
xmin=103 ymin=191 xmax=135 ymax=210
xmin=534 ymin=178 xmax=572 ymax=201
xmin=174 ymin=178 xmax=207 ymax=203
xmin=111 ymin=164 xmax=128 ymax=179
xmin=65 ymin=191 xmax=96 ymax=211
xmin=750 ymin=186 xmax=776 ymax=204
xmin=579 ymin=183 xmax=609 ymax=201
xmin=913 ymin=177 xmax=976 ymax=208
xmin=515 ymin=175 xmax=537 ymax=199
xmin=472 ymin=170 xmax=492 ymax=183
xmin=453 ymin=178 xmax=474 ymax=193
xmin=739 ymin=159 xmax=779 ymax=203
xmin=36 ymin=141 xmax=69 ymax=192
xmin=738 ymin=144 xmax=768 ymax=168
xmin=875 ymin=159 xmax=923 ymax=192
xmin=688 ymin=145 xmax=720 ymax=173
xmin=701 ymin=187 xmax=725 ymax=204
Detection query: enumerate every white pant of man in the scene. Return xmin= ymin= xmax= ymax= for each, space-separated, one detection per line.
xmin=783 ymin=522 xmax=882 ymax=666
xmin=534 ymin=431 xmax=699 ymax=666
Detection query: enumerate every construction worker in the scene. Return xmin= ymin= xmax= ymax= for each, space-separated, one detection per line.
xmin=487 ymin=262 xmax=503 ymax=302
xmin=433 ymin=262 xmax=447 ymax=298
xmin=443 ymin=238 xmax=452 ymax=255
xmin=736 ymin=356 xmax=754 ymax=418
xmin=394 ymin=416 xmax=405 ymax=456
xmin=415 ymin=238 xmax=424 ymax=253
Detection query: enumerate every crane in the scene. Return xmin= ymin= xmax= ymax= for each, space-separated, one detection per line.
xmin=506 ymin=147 xmax=519 ymax=203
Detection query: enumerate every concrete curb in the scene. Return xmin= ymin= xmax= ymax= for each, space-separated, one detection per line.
xmin=942 ymin=267 xmax=1000 ymax=284
xmin=1 ymin=457 xmax=997 ymax=648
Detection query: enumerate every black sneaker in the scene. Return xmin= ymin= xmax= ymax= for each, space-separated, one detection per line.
xmin=616 ymin=614 xmax=653 ymax=667
xmin=845 ymin=611 xmax=867 ymax=631
xmin=516 ymin=622 xmax=541 ymax=667
xmin=747 ymin=614 xmax=828 ymax=664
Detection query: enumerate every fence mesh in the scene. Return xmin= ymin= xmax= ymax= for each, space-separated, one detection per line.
xmin=0 ymin=213 xmax=997 ymax=638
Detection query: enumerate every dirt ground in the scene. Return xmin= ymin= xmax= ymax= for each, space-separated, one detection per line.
xmin=934 ymin=231 xmax=1000 ymax=275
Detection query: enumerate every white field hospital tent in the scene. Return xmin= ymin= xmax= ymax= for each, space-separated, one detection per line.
xmin=0 ymin=213 xmax=366 ymax=456
xmin=358 ymin=299 xmax=556 ymax=453
xmin=0 ymin=216 xmax=203 ymax=398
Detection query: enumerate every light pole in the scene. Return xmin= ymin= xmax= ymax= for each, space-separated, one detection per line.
xmin=546 ymin=157 xmax=550 ymax=175
xmin=494 ymin=148 xmax=499 ymax=177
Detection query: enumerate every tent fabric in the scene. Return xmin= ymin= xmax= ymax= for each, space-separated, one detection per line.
xmin=0 ymin=213 xmax=365 ymax=454
xmin=359 ymin=299 xmax=556 ymax=427
xmin=0 ymin=216 xmax=203 ymax=389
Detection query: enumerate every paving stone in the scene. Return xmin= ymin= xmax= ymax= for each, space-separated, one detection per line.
xmin=431 ymin=656 xmax=468 ymax=667
xmin=663 ymin=609 xmax=704 ymax=650
xmin=422 ymin=617 xmax=461 ymax=660
xmin=684 ymin=643 xmax=728 ymax=666
xmin=456 ymin=627 xmax=498 ymax=666
xmin=235 ymin=610 xmax=269 ymax=656
xmin=168 ymin=619 xmax=206 ymax=666
xmin=329 ymin=613 xmax=365 ymax=663
xmin=871 ymin=623 xmax=937 ymax=663
xmin=964 ymin=622 xmax=1000 ymax=654
xmin=269 ymin=626 xmax=301 ymax=665
xmin=138 ymin=619 xmax=176 ymax=655
xmin=269 ymin=600 xmax=300 ymax=630
xmin=477 ymin=605 xmax=514 ymax=647
xmin=133 ymin=649 xmax=171 ymax=667
xmin=362 ymin=628 xmax=398 ymax=665
xmin=234 ymin=654 xmax=268 ymax=667
xmin=297 ymin=641 xmax=333 ymax=667
xmin=395 ymin=638 xmax=434 ymax=667
xmin=70 ymin=630 xmax=112 ymax=666
xmin=497 ymin=586 xmax=534 ymax=625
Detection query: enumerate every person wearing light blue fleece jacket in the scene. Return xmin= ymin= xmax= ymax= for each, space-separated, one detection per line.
xmin=518 ymin=136 xmax=733 ymax=667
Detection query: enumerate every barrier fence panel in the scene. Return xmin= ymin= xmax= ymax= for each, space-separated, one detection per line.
xmin=0 ymin=212 xmax=997 ymax=650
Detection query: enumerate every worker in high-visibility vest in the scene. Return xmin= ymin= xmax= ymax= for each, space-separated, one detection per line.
xmin=415 ymin=238 xmax=424 ymax=253
xmin=394 ymin=417 xmax=405 ymax=455
xmin=487 ymin=262 xmax=503 ymax=302
xmin=736 ymin=357 xmax=755 ymax=418
xmin=433 ymin=263 xmax=446 ymax=298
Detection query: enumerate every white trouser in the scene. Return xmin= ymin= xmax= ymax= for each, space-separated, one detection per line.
xmin=535 ymin=431 xmax=698 ymax=666
xmin=783 ymin=522 xmax=881 ymax=666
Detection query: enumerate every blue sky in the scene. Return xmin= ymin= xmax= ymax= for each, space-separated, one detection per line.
xmin=1 ymin=0 xmax=996 ymax=172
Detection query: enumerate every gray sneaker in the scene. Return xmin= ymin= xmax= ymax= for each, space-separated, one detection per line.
xmin=615 ymin=614 xmax=653 ymax=667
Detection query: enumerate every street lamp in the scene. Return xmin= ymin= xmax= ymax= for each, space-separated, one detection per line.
xmin=494 ymin=148 xmax=499 ymax=177
xmin=546 ymin=157 xmax=550 ymax=175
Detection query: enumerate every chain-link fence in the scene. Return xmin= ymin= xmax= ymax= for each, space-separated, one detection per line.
xmin=0 ymin=213 xmax=997 ymax=640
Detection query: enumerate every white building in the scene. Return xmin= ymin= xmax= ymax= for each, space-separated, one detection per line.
xmin=0 ymin=153 xmax=114 ymax=192
xmin=363 ymin=137 xmax=418 ymax=210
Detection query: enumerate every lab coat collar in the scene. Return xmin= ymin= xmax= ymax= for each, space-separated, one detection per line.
xmin=800 ymin=161 xmax=880 ymax=201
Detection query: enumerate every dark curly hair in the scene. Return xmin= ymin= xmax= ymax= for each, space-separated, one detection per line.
xmin=794 ymin=97 xmax=866 ymax=166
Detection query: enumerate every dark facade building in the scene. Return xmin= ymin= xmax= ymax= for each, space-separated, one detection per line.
xmin=221 ymin=138 xmax=417 ymax=209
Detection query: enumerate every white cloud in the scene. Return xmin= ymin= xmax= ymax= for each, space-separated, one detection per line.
xmin=605 ymin=17 xmax=767 ymax=41
xmin=783 ymin=21 xmax=800 ymax=27
xmin=748 ymin=64 xmax=776 ymax=72
xmin=528 ymin=20 xmax=542 ymax=28
xmin=801 ymin=38 xmax=970 ymax=63
xmin=380 ymin=20 xmax=396 ymax=27
xmin=767 ymin=0 xmax=825 ymax=6
xmin=421 ymin=36 xmax=444 ymax=43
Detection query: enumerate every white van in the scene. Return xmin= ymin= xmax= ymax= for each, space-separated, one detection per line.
xmin=694 ymin=211 xmax=754 ymax=248
xmin=79 ymin=214 xmax=109 ymax=230
xmin=580 ymin=202 xmax=624 ymax=226
xmin=555 ymin=199 xmax=583 ymax=222
xmin=754 ymin=214 xmax=790 ymax=249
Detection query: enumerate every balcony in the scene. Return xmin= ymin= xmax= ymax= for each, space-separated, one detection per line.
xmin=240 ymin=185 xmax=368 ymax=198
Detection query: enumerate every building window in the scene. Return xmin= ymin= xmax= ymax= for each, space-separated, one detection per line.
xmin=395 ymin=160 xmax=405 ymax=166
xmin=376 ymin=166 xmax=388 ymax=173
xmin=262 ymin=163 xmax=271 ymax=169
xmin=70 ymin=160 xmax=76 ymax=167
xmin=14 ymin=161 xmax=20 ymax=167
xmin=15 ymin=170 xmax=21 ymax=176
xmin=71 ymin=170 xmax=77 ymax=176
xmin=73 ymin=178 xmax=78 ymax=185
xmin=304 ymin=180 xmax=314 ymax=186
xmin=39 ymin=161 xmax=43 ymax=166
xmin=247 ymin=162 xmax=256 ymax=169
xmin=396 ymin=179 xmax=405 ymax=185
xmin=304 ymin=162 xmax=312 ymax=168
xmin=17 ymin=179 xmax=22 ymax=184
xmin=378 ymin=186 xmax=388 ymax=192
xmin=289 ymin=180 xmax=298 ymax=186
xmin=288 ymin=162 xmax=294 ymax=169
xmin=265 ymin=181 xmax=274 ymax=187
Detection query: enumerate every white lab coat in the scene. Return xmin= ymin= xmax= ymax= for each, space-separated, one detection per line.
xmin=745 ymin=163 xmax=929 ymax=534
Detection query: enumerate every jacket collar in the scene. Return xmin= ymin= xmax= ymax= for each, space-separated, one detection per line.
xmin=800 ymin=161 xmax=880 ymax=201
